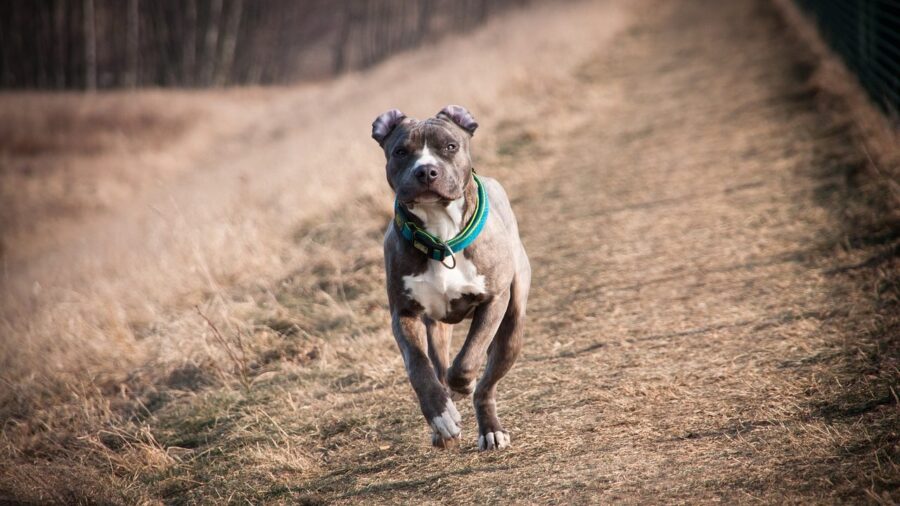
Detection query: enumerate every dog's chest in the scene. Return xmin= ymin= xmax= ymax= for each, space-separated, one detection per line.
xmin=401 ymin=198 xmax=487 ymax=319
xmin=403 ymin=257 xmax=486 ymax=320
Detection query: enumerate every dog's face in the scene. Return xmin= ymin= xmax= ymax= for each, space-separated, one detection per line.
xmin=372 ymin=105 xmax=479 ymax=204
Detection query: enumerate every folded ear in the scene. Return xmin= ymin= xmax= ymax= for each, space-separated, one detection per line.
xmin=437 ymin=105 xmax=478 ymax=135
xmin=372 ymin=109 xmax=407 ymax=145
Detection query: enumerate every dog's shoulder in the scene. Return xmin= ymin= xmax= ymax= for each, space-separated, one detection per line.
xmin=478 ymin=175 xmax=520 ymax=233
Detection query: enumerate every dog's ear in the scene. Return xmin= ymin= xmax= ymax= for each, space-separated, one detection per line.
xmin=372 ymin=109 xmax=407 ymax=146
xmin=437 ymin=105 xmax=478 ymax=136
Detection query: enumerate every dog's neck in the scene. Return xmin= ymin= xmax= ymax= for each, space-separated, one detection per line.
xmin=406 ymin=177 xmax=477 ymax=241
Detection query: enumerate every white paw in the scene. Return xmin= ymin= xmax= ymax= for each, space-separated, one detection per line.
xmin=478 ymin=430 xmax=510 ymax=450
xmin=429 ymin=401 xmax=462 ymax=440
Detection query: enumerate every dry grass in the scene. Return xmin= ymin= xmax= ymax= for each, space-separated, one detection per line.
xmin=2 ymin=0 xmax=899 ymax=503
xmin=0 ymin=90 xmax=282 ymax=261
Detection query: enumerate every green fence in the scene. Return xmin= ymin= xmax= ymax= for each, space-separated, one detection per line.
xmin=795 ymin=0 xmax=900 ymax=116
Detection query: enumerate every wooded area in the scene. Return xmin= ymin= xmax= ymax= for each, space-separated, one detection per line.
xmin=0 ymin=0 xmax=537 ymax=89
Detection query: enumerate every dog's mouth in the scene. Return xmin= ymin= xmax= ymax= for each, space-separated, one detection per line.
xmin=399 ymin=187 xmax=460 ymax=205
xmin=409 ymin=190 xmax=446 ymax=204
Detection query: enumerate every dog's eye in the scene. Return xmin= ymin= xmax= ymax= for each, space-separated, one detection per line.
xmin=445 ymin=143 xmax=458 ymax=152
xmin=393 ymin=147 xmax=408 ymax=157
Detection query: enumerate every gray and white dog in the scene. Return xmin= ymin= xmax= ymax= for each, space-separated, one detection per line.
xmin=372 ymin=105 xmax=530 ymax=450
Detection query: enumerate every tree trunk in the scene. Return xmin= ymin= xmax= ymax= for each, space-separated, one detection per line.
xmin=184 ymin=0 xmax=197 ymax=85
xmin=215 ymin=0 xmax=242 ymax=86
xmin=125 ymin=0 xmax=139 ymax=87
xmin=83 ymin=0 xmax=96 ymax=90
xmin=332 ymin=3 xmax=354 ymax=75
xmin=202 ymin=0 xmax=223 ymax=86
xmin=54 ymin=0 xmax=66 ymax=88
xmin=155 ymin=1 xmax=177 ymax=85
xmin=476 ymin=0 xmax=488 ymax=23
xmin=416 ymin=0 xmax=433 ymax=44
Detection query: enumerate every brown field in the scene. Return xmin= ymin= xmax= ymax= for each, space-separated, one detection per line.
xmin=1 ymin=0 xmax=898 ymax=504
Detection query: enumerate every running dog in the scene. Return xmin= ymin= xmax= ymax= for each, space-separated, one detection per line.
xmin=372 ymin=105 xmax=530 ymax=450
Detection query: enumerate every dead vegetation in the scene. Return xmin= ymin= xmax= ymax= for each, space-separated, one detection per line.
xmin=1 ymin=0 xmax=898 ymax=503
xmin=0 ymin=89 xmax=281 ymax=261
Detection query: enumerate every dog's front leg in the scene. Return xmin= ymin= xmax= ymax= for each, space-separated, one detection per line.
xmin=391 ymin=312 xmax=462 ymax=448
xmin=445 ymin=289 xmax=510 ymax=398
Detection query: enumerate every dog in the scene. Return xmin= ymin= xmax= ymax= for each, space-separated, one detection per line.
xmin=372 ymin=105 xmax=530 ymax=450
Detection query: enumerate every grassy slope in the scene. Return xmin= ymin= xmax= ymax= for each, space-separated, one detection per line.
xmin=2 ymin=0 xmax=899 ymax=503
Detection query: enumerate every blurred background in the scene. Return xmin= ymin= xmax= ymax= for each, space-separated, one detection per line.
xmin=0 ymin=0 xmax=898 ymax=503
xmin=1 ymin=0 xmax=897 ymax=109
xmin=794 ymin=1 xmax=899 ymax=115
xmin=1 ymin=0 xmax=540 ymax=88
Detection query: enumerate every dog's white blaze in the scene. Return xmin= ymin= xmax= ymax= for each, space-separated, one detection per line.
xmin=412 ymin=142 xmax=439 ymax=169
xmin=404 ymin=197 xmax=485 ymax=319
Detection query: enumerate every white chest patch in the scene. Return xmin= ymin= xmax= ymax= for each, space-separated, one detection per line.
xmin=402 ymin=197 xmax=486 ymax=319
xmin=403 ymin=255 xmax=486 ymax=319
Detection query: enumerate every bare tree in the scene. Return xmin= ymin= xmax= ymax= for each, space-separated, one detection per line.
xmin=216 ymin=0 xmax=243 ymax=86
xmin=125 ymin=0 xmax=139 ymax=87
xmin=83 ymin=0 xmax=96 ymax=90
xmin=155 ymin=2 xmax=177 ymax=85
xmin=421 ymin=0 xmax=434 ymax=41
xmin=53 ymin=0 xmax=66 ymax=88
xmin=333 ymin=3 xmax=355 ymax=75
xmin=1 ymin=0 xmax=537 ymax=89
xmin=202 ymin=0 xmax=223 ymax=85
xmin=183 ymin=0 xmax=198 ymax=85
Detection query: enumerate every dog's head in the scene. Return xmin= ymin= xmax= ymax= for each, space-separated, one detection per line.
xmin=371 ymin=105 xmax=478 ymax=204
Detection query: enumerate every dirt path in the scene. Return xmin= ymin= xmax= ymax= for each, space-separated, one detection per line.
xmin=2 ymin=0 xmax=897 ymax=503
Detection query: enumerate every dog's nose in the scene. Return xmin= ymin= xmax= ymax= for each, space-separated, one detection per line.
xmin=414 ymin=165 xmax=440 ymax=184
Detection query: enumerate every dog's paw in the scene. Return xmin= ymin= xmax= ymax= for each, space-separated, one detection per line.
xmin=449 ymin=379 xmax=476 ymax=401
xmin=432 ymin=431 xmax=460 ymax=448
xmin=447 ymin=368 xmax=476 ymax=398
xmin=429 ymin=400 xmax=462 ymax=447
xmin=477 ymin=430 xmax=510 ymax=451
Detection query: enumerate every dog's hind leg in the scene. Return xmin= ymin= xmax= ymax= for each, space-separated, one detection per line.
xmin=425 ymin=317 xmax=453 ymax=387
xmin=474 ymin=270 xmax=529 ymax=451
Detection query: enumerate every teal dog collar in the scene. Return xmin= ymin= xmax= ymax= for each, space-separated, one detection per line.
xmin=394 ymin=173 xmax=489 ymax=269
